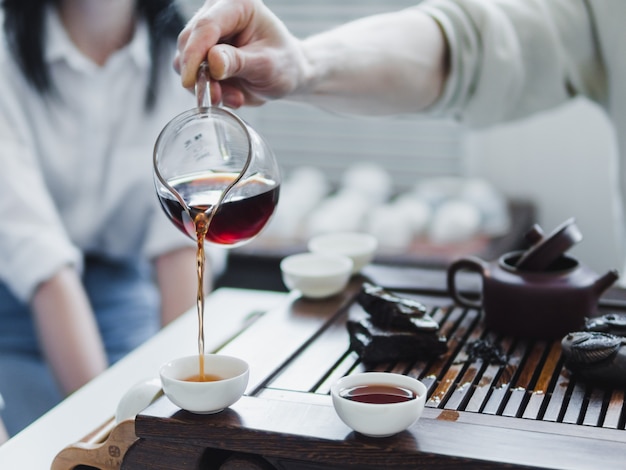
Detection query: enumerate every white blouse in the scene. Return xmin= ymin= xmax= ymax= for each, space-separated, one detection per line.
xmin=0 ymin=9 xmax=225 ymax=302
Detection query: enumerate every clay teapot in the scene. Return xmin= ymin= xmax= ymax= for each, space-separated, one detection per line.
xmin=447 ymin=219 xmax=619 ymax=340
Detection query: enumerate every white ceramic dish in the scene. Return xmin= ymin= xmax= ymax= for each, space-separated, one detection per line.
xmin=308 ymin=232 xmax=378 ymax=274
xmin=280 ymin=252 xmax=353 ymax=299
xmin=331 ymin=372 xmax=427 ymax=437
xmin=115 ymin=378 xmax=163 ymax=423
xmin=160 ymin=354 xmax=249 ymax=414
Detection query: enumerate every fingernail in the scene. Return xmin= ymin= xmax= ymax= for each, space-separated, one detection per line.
xmin=217 ymin=50 xmax=230 ymax=80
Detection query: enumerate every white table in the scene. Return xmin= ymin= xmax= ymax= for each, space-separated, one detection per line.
xmin=0 ymin=288 xmax=287 ymax=470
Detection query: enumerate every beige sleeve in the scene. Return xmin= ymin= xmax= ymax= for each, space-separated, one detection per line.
xmin=421 ymin=0 xmax=605 ymax=127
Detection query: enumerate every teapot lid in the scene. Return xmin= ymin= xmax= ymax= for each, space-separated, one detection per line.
xmin=515 ymin=218 xmax=583 ymax=271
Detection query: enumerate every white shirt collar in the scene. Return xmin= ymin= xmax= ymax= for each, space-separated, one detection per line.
xmin=44 ymin=5 xmax=151 ymax=73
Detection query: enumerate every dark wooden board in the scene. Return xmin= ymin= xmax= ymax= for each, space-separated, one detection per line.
xmin=125 ymin=269 xmax=626 ymax=469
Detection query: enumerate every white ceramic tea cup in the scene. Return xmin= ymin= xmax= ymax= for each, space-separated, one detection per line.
xmin=115 ymin=377 xmax=163 ymax=422
xmin=308 ymin=232 xmax=378 ymax=274
xmin=331 ymin=372 xmax=427 ymax=437
xmin=160 ymin=354 xmax=249 ymax=414
xmin=280 ymin=252 xmax=353 ymax=299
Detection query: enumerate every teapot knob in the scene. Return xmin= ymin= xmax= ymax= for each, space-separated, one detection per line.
xmin=524 ymin=224 xmax=544 ymax=245
xmin=516 ymin=218 xmax=582 ymax=271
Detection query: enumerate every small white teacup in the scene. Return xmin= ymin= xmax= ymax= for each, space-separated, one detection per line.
xmin=331 ymin=372 xmax=427 ymax=437
xmin=160 ymin=354 xmax=249 ymax=414
xmin=308 ymin=232 xmax=378 ymax=274
xmin=280 ymin=252 xmax=353 ymax=299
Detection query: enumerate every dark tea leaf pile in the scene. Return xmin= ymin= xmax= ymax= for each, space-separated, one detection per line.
xmin=464 ymin=339 xmax=508 ymax=365
xmin=347 ymin=282 xmax=448 ymax=364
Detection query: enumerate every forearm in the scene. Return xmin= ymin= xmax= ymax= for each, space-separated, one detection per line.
xmin=176 ymin=0 xmax=449 ymax=113
xmin=31 ymin=266 xmax=107 ymax=396
xmin=293 ymin=8 xmax=449 ymax=115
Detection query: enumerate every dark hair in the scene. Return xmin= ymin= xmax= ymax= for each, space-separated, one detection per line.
xmin=1 ymin=0 xmax=185 ymax=110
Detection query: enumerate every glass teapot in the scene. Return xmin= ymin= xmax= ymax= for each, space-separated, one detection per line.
xmin=153 ymin=62 xmax=280 ymax=248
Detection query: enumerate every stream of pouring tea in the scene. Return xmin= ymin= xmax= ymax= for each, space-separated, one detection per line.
xmin=195 ymin=212 xmax=210 ymax=381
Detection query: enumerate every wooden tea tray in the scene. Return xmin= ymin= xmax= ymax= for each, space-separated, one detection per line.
xmin=55 ymin=265 xmax=626 ymax=469
xmin=51 ymin=418 xmax=136 ymax=470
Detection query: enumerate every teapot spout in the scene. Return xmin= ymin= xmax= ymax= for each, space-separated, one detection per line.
xmin=593 ymin=269 xmax=620 ymax=296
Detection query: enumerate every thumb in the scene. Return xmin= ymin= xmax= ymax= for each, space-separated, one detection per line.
xmin=208 ymin=44 xmax=239 ymax=81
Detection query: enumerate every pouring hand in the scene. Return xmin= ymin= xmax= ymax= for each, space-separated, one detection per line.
xmin=174 ymin=0 xmax=306 ymax=109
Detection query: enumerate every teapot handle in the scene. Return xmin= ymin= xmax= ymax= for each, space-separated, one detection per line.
xmin=446 ymin=256 xmax=485 ymax=309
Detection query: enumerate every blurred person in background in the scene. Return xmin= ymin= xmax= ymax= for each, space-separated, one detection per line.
xmin=0 ymin=0 xmax=225 ymax=437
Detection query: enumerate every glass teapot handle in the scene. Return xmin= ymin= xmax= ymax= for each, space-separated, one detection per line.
xmin=195 ymin=61 xmax=212 ymax=109
xmin=194 ymin=61 xmax=232 ymax=160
